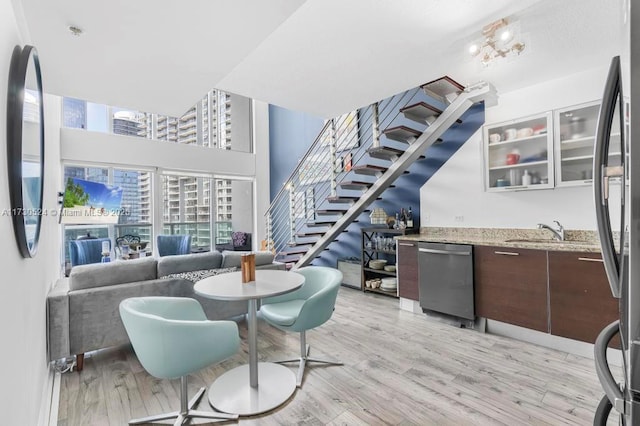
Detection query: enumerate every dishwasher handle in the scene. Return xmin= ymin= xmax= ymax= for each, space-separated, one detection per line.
xmin=419 ymin=248 xmax=471 ymax=256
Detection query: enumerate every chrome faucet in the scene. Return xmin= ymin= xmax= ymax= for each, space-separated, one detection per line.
xmin=537 ymin=220 xmax=565 ymax=241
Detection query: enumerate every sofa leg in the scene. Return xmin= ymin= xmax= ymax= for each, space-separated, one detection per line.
xmin=76 ymin=353 xmax=84 ymax=371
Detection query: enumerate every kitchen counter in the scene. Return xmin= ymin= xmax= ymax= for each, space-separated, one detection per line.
xmin=396 ymin=227 xmax=603 ymax=253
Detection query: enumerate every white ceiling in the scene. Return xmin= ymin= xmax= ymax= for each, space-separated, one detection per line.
xmin=19 ymin=0 xmax=621 ymax=118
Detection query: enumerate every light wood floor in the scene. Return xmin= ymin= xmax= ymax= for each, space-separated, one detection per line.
xmin=57 ymin=287 xmax=619 ymax=425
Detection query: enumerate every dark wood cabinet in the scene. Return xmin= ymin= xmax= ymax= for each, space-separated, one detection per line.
xmin=474 ymin=246 xmax=548 ymax=332
xmin=397 ymin=240 xmax=419 ymax=301
xmin=548 ymin=251 xmax=620 ymax=347
xmin=375 ymin=234 xmax=619 ymax=347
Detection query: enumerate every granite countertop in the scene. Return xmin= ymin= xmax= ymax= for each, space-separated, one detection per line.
xmin=396 ymin=227 xmax=603 ymax=253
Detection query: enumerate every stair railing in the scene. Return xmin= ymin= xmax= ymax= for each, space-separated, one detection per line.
xmin=266 ymin=85 xmax=426 ymax=260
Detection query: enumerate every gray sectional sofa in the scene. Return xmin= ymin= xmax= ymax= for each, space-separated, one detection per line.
xmin=46 ymin=250 xmax=284 ymax=369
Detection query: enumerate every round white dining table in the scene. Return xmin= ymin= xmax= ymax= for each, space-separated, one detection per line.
xmin=194 ymin=269 xmax=304 ymax=416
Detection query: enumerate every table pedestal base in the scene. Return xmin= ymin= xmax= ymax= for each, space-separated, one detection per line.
xmin=208 ymin=362 xmax=296 ymax=416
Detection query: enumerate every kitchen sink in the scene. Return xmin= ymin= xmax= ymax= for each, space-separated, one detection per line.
xmin=503 ymin=238 xmax=594 ymax=245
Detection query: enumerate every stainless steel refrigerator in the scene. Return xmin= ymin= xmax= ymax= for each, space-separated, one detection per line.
xmin=593 ymin=0 xmax=637 ymax=423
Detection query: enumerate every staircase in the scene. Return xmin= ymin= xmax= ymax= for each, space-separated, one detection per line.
xmin=266 ymin=77 xmax=496 ymax=269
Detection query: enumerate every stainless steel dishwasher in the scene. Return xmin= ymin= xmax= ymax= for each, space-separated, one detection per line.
xmin=418 ymin=242 xmax=474 ymax=320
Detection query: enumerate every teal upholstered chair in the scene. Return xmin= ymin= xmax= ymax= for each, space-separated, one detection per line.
xmin=157 ymin=234 xmax=192 ymax=257
xmin=69 ymin=237 xmax=110 ymax=266
xmin=119 ymin=297 xmax=239 ymax=425
xmin=260 ymin=266 xmax=343 ymax=387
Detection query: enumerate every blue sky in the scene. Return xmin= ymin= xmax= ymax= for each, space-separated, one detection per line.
xmin=71 ymin=178 xmax=123 ymax=210
xmin=86 ymin=103 xmax=108 ymax=132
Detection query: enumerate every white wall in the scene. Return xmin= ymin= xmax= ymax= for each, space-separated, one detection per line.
xmin=253 ymin=101 xmax=270 ymax=244
xmin=231 ymin=95 xmax=252 ymax=153
xmin=0 ymin=0 xmax=62 ymax=423
xmin=421 ymin=65 xmax=620 ymax=230
xmin=61 ymin=128 xmax=256 ymax=177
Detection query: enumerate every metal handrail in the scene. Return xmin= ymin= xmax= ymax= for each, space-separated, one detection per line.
xmin=269 ymin=108 xmax=364 ymax=206
xmin=268 ymin=87 xmax=418 ymax=224
xmin=267 ymin=119 xmax=333 ymax=207
xmin=265 ymin=84 xmax=425 ymax=257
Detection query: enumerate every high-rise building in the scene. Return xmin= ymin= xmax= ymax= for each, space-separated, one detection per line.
xmin=138 ymin=90 xmax=231 ymax=148
xmin=154 ymin=90 xmax=234 ymax=248
xmin=63 ymin=97 xmax=87 ymax=129
xmin=64 ymin=166 xmax=108 ymax=184
xmin=113 ymin=110 xmax=143 ymax=136
xmin=62 ymin=90 xmax=238 ymax=250
xmin=215 ymin=179 xmax=233 ymax=243
xmin=113 ymin=170 xmax=141 ymax=224
xmin=111 ymin=111 xmax=145 ymax=225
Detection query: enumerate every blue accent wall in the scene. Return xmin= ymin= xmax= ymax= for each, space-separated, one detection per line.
xmin=268 ymin=86 xmax=485 ymax=269
xmin=312 ymin=101 xmax=485 ymax=268
xmin=268 ymin=105 xmax=324 ymax=200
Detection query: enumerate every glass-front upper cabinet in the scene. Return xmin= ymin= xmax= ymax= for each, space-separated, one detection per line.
xmin=554 ymin=100 xmax=623 ymax=187
xmin=483 ymin=111 xmax=554 ymax=192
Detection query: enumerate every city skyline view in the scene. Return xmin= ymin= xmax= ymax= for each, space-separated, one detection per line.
xmin=62 ymin=89 xmax=252 ymax=259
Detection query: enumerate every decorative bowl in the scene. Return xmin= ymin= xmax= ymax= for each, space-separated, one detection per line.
xmin=369 ymin=259 xmax=387 ymax=270
xmin=383 ymin=265 xmax=396 ymax=272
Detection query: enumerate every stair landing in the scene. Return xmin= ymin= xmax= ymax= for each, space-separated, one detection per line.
xmin=421 ymin=76 xmax=465 ymax=104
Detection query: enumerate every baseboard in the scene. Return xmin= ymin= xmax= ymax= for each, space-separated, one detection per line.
xmin=398 ymin=297 xmax=422 ymax=314
xmin=396 ymin=305 xmax=622 ymax=366
xmin=486 ymin=319 xmax=623 ymax=367
xmin=37 ymin=363 xmax=60 ymax=426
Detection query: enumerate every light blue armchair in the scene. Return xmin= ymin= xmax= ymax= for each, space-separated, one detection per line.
xmin=69 ymin=238 xmax=110 ymax=267
xmin=119 ymin=297 xmax=239 ymax=424
xmin=260 ymin=266 xmax=343 ymax=387
xmin=156 ymin=234 xmax=192 ymax=257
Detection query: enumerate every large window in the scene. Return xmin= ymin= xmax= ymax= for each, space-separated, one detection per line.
xmin=113 ymin=168 xmax=152 ymax=244
xmin=160 ymin=174 xmax=254 ymax=250
xmin=214 ymin=178 xmax=253 ymax=244
xmin=162 ymin=174 xmax=211 ymax=250
xmin=62 ymin=165 xmax=255 ymax=261
xmin=61 ymin=89 xmax=252 ymax=152
xmin=63 ymin=165 xmax=153 ymax=263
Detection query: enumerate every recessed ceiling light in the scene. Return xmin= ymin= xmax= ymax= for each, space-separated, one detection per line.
xmin=68 ymin=26 xmax=83 ymax=36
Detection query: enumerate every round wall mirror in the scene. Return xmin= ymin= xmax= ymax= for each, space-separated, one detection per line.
xmin=7 ymin=45 xmax=45 ymax=258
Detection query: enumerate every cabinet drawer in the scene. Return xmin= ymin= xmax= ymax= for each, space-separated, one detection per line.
xmin=474 ymin=246 xmax=548 ymax=332
xmin=397 ymin=241 xmax=418 ymax=301
xmin=548 ymin=251 xmax=620 ymax=347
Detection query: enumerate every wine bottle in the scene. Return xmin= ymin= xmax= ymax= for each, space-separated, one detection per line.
xmin=407 ymin=206 xmax=414 ymax=228
xmin=399 ymin=208 xmax=406 ymax=229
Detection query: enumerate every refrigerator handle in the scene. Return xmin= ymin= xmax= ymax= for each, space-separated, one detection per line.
xmin=594 ymin=55 xmax=622 ymax=298
xmin=593 ymin=395 xmax=614 ymax=426
xmin=594 ymin=320 xmax=624 ymax=414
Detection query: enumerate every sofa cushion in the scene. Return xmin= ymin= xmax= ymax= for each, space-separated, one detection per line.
xmin=69 ymin=257 xmax=158 ymax=291
xmin=221 ymin=251 xmax=275 ymax=268
xmin=157 ymin=251 xmax=223 ymax=277
xmin=161 ymin=267 xmax=239 ymax=283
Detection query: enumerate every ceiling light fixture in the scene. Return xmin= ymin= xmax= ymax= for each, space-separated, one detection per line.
xmin=68 ymin=25 xmax=83 ymax=36
xmin=468 ymin=18 xmax=525 ymax=67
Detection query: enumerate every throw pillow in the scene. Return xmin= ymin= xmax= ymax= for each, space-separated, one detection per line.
xmin=160 ymin=267 xmax=239 ymax=283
